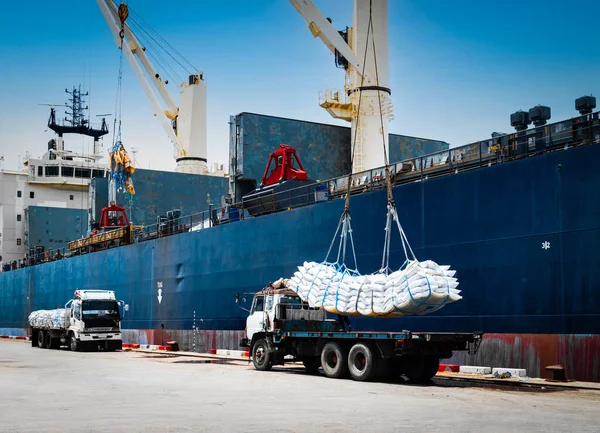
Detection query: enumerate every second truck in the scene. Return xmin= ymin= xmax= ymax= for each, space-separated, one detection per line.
xmin=241 ymin=287 xmax=482 ymax=382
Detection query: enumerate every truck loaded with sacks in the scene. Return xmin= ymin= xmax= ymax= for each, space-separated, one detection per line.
xmin=240 ymin=284 xmax=482 ymax=382
xmin=240 ymin=192 xmax=483 ymax=381
xmin=29 ymin=289 xmax=128 ymax=352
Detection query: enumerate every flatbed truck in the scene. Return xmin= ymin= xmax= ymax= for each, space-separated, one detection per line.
xmin=29 ymin=289 xmax=128 ymax=352
xmin=241 ymin=288 xmax=481 ymax=382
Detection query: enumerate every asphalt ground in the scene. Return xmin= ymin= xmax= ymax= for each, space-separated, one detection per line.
xmin=1 ymin=340 xmax=599 ymax=433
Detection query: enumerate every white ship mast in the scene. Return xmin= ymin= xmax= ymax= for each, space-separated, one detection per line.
xmin=290 ymin=0 xmax=392 ymax=173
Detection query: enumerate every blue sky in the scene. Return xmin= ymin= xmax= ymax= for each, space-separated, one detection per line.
xmin=0 ymin=0 xmax=598 ymax=172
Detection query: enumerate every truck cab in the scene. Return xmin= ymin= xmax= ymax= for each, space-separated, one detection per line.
xmin=241 ymin=288 xmax=340 ymax=372
xmin=244 ymin=288 xmax=332 ymax=342
xmin=67 ymin=289 xmax=125 ymax=351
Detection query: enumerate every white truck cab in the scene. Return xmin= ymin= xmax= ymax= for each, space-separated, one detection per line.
xmin=67 ymin=289 xmax=126 ymax=351
xmin=244 ymin=288 xmax=327 ymax=341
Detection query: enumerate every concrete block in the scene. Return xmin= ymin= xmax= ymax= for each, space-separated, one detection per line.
xmin=492 ymin=368 xmax=527 ymax=378
xmin=459 ymin=365 xmax=492 ymax=374
xmin=215 ymin=349 xmax=249 ymax=358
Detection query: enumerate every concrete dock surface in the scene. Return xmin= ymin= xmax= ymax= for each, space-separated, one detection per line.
xmin=1 ymin=340 xmax=599 ymax=433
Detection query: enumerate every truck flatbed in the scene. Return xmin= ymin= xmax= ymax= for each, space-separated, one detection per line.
xmin=277 ymin=330 xmax=480 ymax=341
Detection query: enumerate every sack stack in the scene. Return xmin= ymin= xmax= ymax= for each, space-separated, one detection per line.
xmin=28 ymin=309 xmax=69 ymax=329
xmin=287 ymin=259 xmax=462 ymax=317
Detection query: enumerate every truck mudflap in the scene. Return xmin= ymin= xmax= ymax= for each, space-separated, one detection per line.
xmin=468 ymin=332 xmax=483 ymax=355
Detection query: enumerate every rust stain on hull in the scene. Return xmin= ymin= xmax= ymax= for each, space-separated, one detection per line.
xmin=450 ymin=334 xmax=600 ymax=382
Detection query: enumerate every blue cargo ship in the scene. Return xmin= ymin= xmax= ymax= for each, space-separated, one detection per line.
xmin=1 ymin=108 xmax=599 ymax=382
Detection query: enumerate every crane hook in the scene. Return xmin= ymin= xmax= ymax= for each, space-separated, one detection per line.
xmin=118 ymin=3 xmax=129 ymax=40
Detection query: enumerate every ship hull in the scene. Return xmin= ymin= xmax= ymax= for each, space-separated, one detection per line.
xmin=1 ymin=142 xmax=599 ymax=381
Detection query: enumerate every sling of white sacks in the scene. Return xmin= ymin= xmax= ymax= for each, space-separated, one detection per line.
xmin=287 ymin=260 xmax=462 ymax=317
xmin=28 ymin=309 xmax=68 ymax=329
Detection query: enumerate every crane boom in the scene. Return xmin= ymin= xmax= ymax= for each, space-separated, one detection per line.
xmin=289 ymin=0 xmax=391 ymax=174
xmin=97 ymin=0 xmax=184 ymax=158
xmin=289 ymin=0 xmax=374 ymax=83
xmin=97 ymin=0 xmax=211 ymax=175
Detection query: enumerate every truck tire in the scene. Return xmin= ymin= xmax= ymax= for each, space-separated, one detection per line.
xmin=420 ymin=356 xmax=440 ymax=381
xmin=403 ymin=356 xmax=423 ymax=382
xmin=69 ymin=336 xmax=79 ymax=352
xmin=37 ymin=330 xmax=46 ymax=349
xmin=348 ymin=343 xmax=378 ymax=382
xmin=44 ymin=332 xmax=53 ymax=350
xmin=383 ymin=359 xmax=402 ymax=382
xmin=252 ymin=338 xmax=272 ymax=371
xmin=404 ymin=355 xmax=440 ymax=382
xmin=320 ymin=341 xmax=348 ymax=379
xmin=302 ymin=357 xmax=321 ymax=375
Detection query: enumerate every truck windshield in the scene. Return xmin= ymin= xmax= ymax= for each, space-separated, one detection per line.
xmin=280 ymin=295 xmax=308 ymax=309
xmin=280 ymin=296 xmax=302 ymax=305
xmin=82 ymin=300 xmax=120 ymax=319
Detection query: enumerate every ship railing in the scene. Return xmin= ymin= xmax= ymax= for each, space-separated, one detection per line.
xmin=3 ymin=111 xmax=598 ymax=269
xmin=1 ymin=246 xmax=71 ymax=272
xmin=138 ymin=109 xmax=600 ymax=237
xmin=325 ymin=110 xmax=600 ymax=194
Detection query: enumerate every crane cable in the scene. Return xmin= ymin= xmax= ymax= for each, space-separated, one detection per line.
xmin=111 ymin=2 xmax=128 ymax=148
xmin=325 ymin=0 xmax=416 ymax=274
xmin=366 ymin=1 xmax=417 ymax=273
xmin=323 ymin=0 xmax=376 ymax=271
xmin=108 ymin=2 xmax=135 ymax=195
xmin=342 ymin=7 xmax=373 ymax=216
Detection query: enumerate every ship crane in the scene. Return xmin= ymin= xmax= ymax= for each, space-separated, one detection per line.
xmin=97 ymin=0 xmax=209 ymax=175
xmin=289 ymin=0 xmax=392 ymax=174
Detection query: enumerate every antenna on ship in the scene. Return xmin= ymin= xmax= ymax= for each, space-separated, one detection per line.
xmin=65 ymin=85 xmax=89 ymax=128
xmin=45 ymin=85 xmax=110 ymax=156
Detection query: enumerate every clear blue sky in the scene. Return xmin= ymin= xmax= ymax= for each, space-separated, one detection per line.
xmin=0 ymin=0 xmax=598 ymax=172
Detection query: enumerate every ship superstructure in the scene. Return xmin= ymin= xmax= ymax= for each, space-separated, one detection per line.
xmin=0 ymin=87 xmax=109 ymax=266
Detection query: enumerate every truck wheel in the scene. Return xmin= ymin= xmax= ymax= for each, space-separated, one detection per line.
xmin=420 ymin=356 xmax=440 ymax=381
xmin=37 ymin=330 xmax=46 ymax=349
xmin=403 ymin=356 xmax=424 ymax=382
xmin=383 ymin=359 xmax=402 ymax=382
xmin=252 ymin=338 xmax=272 ymax=371
xmin=348 ymin=343 xmax=377 ymax=382
xmin=320 ymin=341 xmax=348 ymax=379
xmin=302 ymin=357 xmax=321 ymax=375
xmin=44 ymin=332 xmax=53 ymax=350
xmin=404 ymin=355 xmax=440 ymax=383
xmin=69 ymin=336 xmax=79 ymax=352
